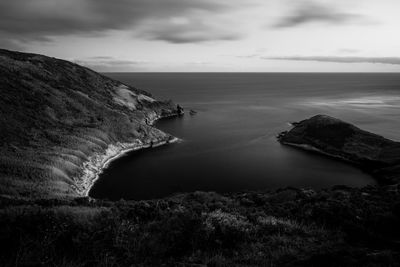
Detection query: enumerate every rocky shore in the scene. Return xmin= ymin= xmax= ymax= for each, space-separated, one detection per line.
xmin=78 ymin=135 xmax=181 ymax=197
xmin=277 ymin=115 xmax=400 ymax=184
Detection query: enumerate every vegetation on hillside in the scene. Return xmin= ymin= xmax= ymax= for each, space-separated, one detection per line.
xmin=278 ymin=115 xmax=400 ymax=184
xmin=0 ymin=49 xmax=179 ymax=199
xmin=0 ymin=186 xmax=399 ymax=266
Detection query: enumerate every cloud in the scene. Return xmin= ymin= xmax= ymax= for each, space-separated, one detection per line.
xmin=74 ymin=57 xmax=148 ymax=72
xmin=337 ymin=48 xmax=359 ymax=54
xmin=266 ymin=56 xmax=400 ymax=65
xmin=273 ymin=2 xmax=363 ymax=28
xmin=0 ymin=38 xmax=24 ymax=51
xmin=236 ymin=54 xmax=260 ymax=59
xmin=0 ymin=0 xmax=241 ymax=46
xmin=137 ymin=17 xmax=241 ymax=43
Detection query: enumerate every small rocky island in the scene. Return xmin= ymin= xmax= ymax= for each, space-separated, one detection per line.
xmin=278 ymin=115 xmax=400 ymax=184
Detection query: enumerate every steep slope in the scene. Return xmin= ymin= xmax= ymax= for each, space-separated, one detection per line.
xmin=0 ymin=49 xmax=181 ymax=199
xmin=278 ymin=115 xmax=400 ymax=183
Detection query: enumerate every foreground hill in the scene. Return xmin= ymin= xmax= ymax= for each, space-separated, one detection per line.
xmin=0 ymin=49 xmax=180 ymax=199
xmin=1 ymin=185 xmax=399 ymax=266
xmin=278 ymin=115 xmax=400 ymax=184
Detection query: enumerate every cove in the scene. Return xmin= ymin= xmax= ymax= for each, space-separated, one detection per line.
xmin=84 ymin=73 xmax=398 ymax=201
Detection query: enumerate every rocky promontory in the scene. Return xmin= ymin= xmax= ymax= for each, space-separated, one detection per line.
xmin=278 ymin=115 xmax=400 ymax=184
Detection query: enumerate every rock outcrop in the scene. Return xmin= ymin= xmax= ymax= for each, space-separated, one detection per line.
xmin=278 ymin=115 xmax=400 ymax=184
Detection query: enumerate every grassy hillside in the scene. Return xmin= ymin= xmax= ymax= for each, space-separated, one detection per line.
xmin=0 ymin=49 xmax=179 ymax=199
xmin=0 ymin=186 xmax=399 ymax=266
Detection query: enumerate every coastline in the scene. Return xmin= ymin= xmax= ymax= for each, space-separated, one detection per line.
xmin=277 ymin=120 xmax=360 ymax=167
xmin=76 ymin=113 xmax=182 ymax=197
xmin=277 ymin=115 xmax=400 ymax=185
xmin=279 ymin=141 xmax=357 ymax=164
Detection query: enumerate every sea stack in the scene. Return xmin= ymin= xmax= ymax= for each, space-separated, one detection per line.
xmin=177 ymin=104 xmax=184 ymax=115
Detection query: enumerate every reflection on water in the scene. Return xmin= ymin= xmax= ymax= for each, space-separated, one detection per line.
xmin=304 ymin=95 xmax=400 ymax=108
xmin=90 ymin=73 xmax=400 ymax=200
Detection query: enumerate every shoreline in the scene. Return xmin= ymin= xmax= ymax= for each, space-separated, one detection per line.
xmin=277 ymin=121 xmax=360 ymax=167
xmin=279 ymin=141 xmax=355 ymax=164
xmin=76 ymin=113 xmax=182 ymax=197
xmin=276 ymin=115 xmax=400 ymax=185
xmin=278 ymin=140 xmax=375 ymax=175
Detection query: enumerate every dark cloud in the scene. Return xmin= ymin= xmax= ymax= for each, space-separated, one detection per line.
xmin=273 ymin=2 xmax=362 ymax=28
xmin=144 ymin=32 xmax=240 ymax=44
xmin=0 ymin=38 xmax=24 ymax=51
xmin=0 ymin=0 xmax=239 ymax=46
xmin=138 ymin=18 xmax=241 ymax=43
xmin=267 ymin=56 xmax=400 ymax=65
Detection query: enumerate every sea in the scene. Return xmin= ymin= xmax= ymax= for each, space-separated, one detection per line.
xmin=89 ymin=73 xmax=400 ymax=200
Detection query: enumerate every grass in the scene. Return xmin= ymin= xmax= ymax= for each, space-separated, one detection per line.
xmin=0 ymin=48 xmax=179 ymax=199
xmin=279 ymin=115 xmax=400 ymax=184
xmin=0 ymin=186 xmax=399 ymax=266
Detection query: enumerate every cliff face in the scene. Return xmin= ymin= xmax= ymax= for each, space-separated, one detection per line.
xmin=278 ymin=115 xmax=400 ymax=183
xmin=0 ymin=49 xmax=180 ymax=199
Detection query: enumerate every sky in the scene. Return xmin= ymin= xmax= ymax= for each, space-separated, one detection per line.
xmin=1 ymin=0 xmax=400 ymax=72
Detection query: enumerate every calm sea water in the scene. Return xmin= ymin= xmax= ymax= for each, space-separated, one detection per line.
xmin=90 ymin=73 xmax=400 ymax=200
